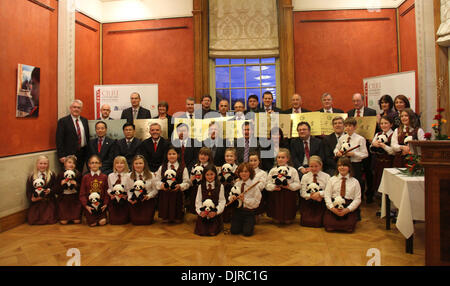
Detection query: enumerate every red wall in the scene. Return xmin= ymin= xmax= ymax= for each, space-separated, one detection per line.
xmin=293 ymin=9 xmax=399 ymax=112
xmin=102 ymin=17 xmax=194 ymax=116
xmin=398 ymin=0 xmax=419 ymax=112
xmin=75 ymin=12 xmax=101 ymax=120
xmin=0 ymin=0 xmax=58 ymax=157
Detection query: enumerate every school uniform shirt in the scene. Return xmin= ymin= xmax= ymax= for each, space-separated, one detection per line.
xmin=195 ymin=182 xmax=226 ymax=215
xmin=324 ymin=174 xmax=361 ymax=212
xmin=265 ymin=165 xmax=301 ymax=192
xmin=391 ymin=126 xmax=425 ymax=153
xmin=79 ymin=171 xmax=109 ymax=207
xmin=333 ymin=132 xmax=368 ymax=163
xmin=300 ymin=171 xmax=330 ymax=199
xmin=107 ymin=172 xmax=132 ymax=195
xmin=233 ymin=178 xmax=262 ymax=210
xmin=127 ymin=172 xmax=158 ymax=200
xmin=370 ymin=129 xmax=395 ymax=155
xmin=253 ymin=168 xmax=268 ymax=191
xmin=154 ymin=161 xmax=190 ymax=191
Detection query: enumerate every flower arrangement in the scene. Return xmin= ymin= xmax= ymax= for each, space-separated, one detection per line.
xmin=398 ymin=153 xmax=424 ymax=177
xmin=431 ymin=108 xmax=449 ymax=140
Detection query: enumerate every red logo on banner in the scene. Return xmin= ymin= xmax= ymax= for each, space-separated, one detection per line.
xmin=96 ymin=89 xmax=101 ymax=119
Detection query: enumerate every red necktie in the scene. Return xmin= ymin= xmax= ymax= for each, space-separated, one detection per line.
xmin=97 ymin=137 xmax=103 ymax=153
xmin=181 ymin=143 xmax=185 ymax=165
xmin=139 ymin=174 xmax=143 ymax=180
xmin=170 ymin=164 xmax=175 ymax=170
xmin=115 ymin=174 xmax=121 ymax=185
xmin=405 ymin=126 xmax=410 ymax=135
xmin=304 ymin=141 xmax=310 ymax=160
xmin=153 ymin=141 xmax=158 ymax=152
xmin=75 ymin=119 xmax=81 ymax=148
xmin=356 ymin=110 xmax=361 ymax=117
xmin=340 ymin=177 xmax=347 ymax=197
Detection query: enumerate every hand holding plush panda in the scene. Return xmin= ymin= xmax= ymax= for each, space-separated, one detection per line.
xmin=62 ymin=170 xmax=77 ymax=194
xmin=271 ymin=166 xmax=291 ymax=186
xmin=190 ymin=165 xmax=204 ymax=186
xmin=403 ymin=136 xmax=413 ymax=145
xmin=228 ymin=185 xmax=243 ymax=208
xmin=219 ymin=163 xmax=236 ymax=184
xmin=32 ymin=178 xmax=46 ymax=199
xmin=109 ymin=184 xmax=127 ymax=203
xmin=88 ymin=192 xmax=104 ymax=215
xmin=130 ymin=180 xmax=148 ymax=202
xmin=162 ymin=169 xmax=178 ymax=190
xmin=332 ymin=196 xmax=346 ymax=210
xmin=370 ymin=133 xmax=388 ymax=154
xmin=199 ymin=199 xmax=218 ymax=220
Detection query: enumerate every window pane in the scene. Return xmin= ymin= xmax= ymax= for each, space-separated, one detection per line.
xmin=230 ymin=58 xmax=245 ymax=65
xmin=246 ymin=58 xmax=260 ymax=64
xmin=215 ymin=58 xmax=229 ymax=65
xmin=261 ymin=65 xmax=276 ymax=87
xmin=230 ymin=66 xmax=245 ymax=88
xmin=215 ymin=67 xmax=229 ymax=89
xmin=231 ymin=89 xmax=245 ymax=110
xmin=246 ymin=89 xmax=261 ymax=107
xmin=216 ymin=89 xmax=230 ymax=109
xmin=261 ymin=57 xmax=275 ymax=63
xmin=246 ymin=66 xmax=261 ymax=88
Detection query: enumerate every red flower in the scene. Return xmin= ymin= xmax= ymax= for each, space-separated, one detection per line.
xmin=424 ymin=132 xmax=432 ymax=139
xmin=434 ymin=114 xmax=442 ymax=120
xmin=437 ymin=108 xmax=445 ymax=113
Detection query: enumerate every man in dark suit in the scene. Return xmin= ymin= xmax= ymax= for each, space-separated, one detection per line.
xmin=317 ymin=93 xmax=345 ymax=113
xmin=87 ymin=121 xmax=117 ymax=175
xmin=260 ymin=91 xmax=281 ymax=114
xmin=172 ymin=123 xmax=201 ymax=170
xmin=235 ymin=121 xmax=260 ymax=164
xmin=347 ymin=93 xmax=377 ymax=204
xmin=115 ymin=122 xmax=142 ymax=167
xmin=202 ymin=121 xmax=226 ymax=166
xmin=97 ymin=104 xmax=113 ymax=120
xmin=247 ymin=94 xmax=260 ymax=113
xmin=281 ymin=93 xmax=311 ymax=114
xmin=120 ymin=92 xmax=152 ymax=123
xmin=137 ymin=122 xmax=170 ymax=172
xmin=56 ymin=99 xmax=90 ymax=173
xmin=201 ymin=94 xmax=212 ymax=118
xmin=290 ymin=122 xmax=325 ymax=178
xmin=322 ymin=116 xmax=345 ymax=176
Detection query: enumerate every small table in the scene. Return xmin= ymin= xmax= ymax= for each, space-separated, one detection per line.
xmin=378 ymin=168 xmax=425 ymax=254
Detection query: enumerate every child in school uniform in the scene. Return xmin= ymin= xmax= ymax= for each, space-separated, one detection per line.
xmin=323 ymin=157 xmax=361 ymax=233
xmin=107 ymin=156 xmax=131 ymax=225
xmin=299 ymin=156 xmax=330 ymax=227
xmin=79 ymin=155 xmax=109 ymax=227
xmin=391 ymin=108 xmax=425 ymax=168
xmin=55 ymin=155 xmax=82 ymax=224
xmin=220 ymin=148 xmax=238 ymax=223
xmin=370 ymin=115 xmax=395 ymax=195
xmin=155 ymin=146 xmax=190 ymax=223
xmin=187 ymin=147 xmax=214 ymax=214
xmin=194 ymin=164 xmax=226 ymax=236
xmin=127 ymin=155 xmax=158 ymax=225
xmin=334 ymin=117 xmax=368 ymax=198
xmin=248 ymin=151 xmax=268 ymax=217
xmin=26 ymin=155 xmax=57 ymax=225
xmin=265 ymin=148 xmax=301 ymax=224
xmin=230 ymin=163 xmax=262 ymax=236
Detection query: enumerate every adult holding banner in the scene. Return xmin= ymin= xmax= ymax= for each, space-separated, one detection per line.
xmin=87 ymin=121 xmax=116 ymax=175
xmin=348 ymin=93 xmax=376 ymax=204
xmin=138 ymin=122 xmax=170 ymax=173
xmin=120 ymin=92 xmax=152 ymax=123
xmin=153 ymin=101 xmax=173 ymax=139
xmin=116 ymin=122 xmax=142 ymax=168
xmin=172 ymin=123 xmax=200 ymax=170
xmin=282 ymin=93 xmax=310 ymax=114
xmin=260 ymin=91 xmax=281 ymax=114
xmin=56 ymin=99 xmax=90 ymax=173
xmin=202 ymin=121 xmax=226 ymax=166
xmin=235 ymin=121 xmax=260 ymax=164
xmin=318 ymin=93 xmax=344 ymax=113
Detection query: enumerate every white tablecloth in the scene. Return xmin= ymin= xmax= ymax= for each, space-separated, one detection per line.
xmin=378 ymin=168 xmax=425 ymax=239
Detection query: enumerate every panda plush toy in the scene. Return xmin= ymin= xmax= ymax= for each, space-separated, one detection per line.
xmin=370 ymin=133 xmax=388 ymax=154
xmin=32 ymin=178 xmax=46 ymax=198
xmin=340 ymin=142 xmax=352 ymax=153
xmin=88 ymin=192 xmax=103 ymax=215
xmin=227 ymin=185 xmax=242 ymax=208
xmin=109 ymin=184 xmax=127 ymax=204
xmin=403 ymin=135 xmax=413 ymax=145
xmin=272 ymin=166 xmax=291 ymax=186
xmin=199 ymin=199 xmax=217 ymax=221
xmin=130 ymin=180 xmax=148 ymax=202
xmin=190 ymin=165 xmax=204 ymax=187
xmin=162 ymin=169 xmax=178 ymax=190
xmin=62 ymin=170 xmax=77 ymax=194
xmin=219 ymin=163 xmax=236 ymax=184
xmin=332 ymin=196 xmax=346 ymax=210
xmin=306 ymin=182 xmax=321 ymax=195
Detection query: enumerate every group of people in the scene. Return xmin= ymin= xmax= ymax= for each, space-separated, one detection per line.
xmin=26 ymin=90 xmax=424 ymax=236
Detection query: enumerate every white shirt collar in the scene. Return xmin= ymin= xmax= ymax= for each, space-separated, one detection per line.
xmin=71 ymin=114 xmax=80 ymax=121
xmin=135 ymin=171 xmax=144 ymax=178
xmin=242 ymin=178 xmax=253 ymax=186
xmin=325 ymin=108 xmax=333 ymax=112
xmin=338 ymin=173 xmax=350 ymax=180
xmin=206 ymin=181 xmax=215 ymax=188
xmin=168 ymin=161 xmax=179 ymax=169
xmin=126 ymin=137 xmax=134 ymax=143
xmin=91 ymin=170 xmax=101 ymax=176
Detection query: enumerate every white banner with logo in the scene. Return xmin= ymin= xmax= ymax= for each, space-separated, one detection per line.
xmin=94 ymin=84 xmax=158 ymax=120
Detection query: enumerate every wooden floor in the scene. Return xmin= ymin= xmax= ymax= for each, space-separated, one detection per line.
xmin=0 ymin=198 xmax=425 ymax=266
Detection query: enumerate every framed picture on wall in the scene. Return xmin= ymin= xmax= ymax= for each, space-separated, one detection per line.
xmin=16 ymin=64 xmax=40 ymax=118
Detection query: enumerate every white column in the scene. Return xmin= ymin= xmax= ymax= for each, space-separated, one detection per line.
xmin=58 ymin=0 xmax=76 ymax=119
xmin=415 ymin=0 xmax=437 ymax=132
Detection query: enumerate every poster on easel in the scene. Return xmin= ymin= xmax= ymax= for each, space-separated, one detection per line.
xmin=16 ymin=64 xmax=40 ymax=118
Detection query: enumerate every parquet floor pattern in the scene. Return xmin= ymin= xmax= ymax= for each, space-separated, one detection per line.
xmin=0 ymin=201 xmax=425 ymax=266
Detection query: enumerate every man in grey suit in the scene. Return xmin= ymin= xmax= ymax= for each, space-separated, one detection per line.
xmin=120 ymin=92 xmax=152 ymax=123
